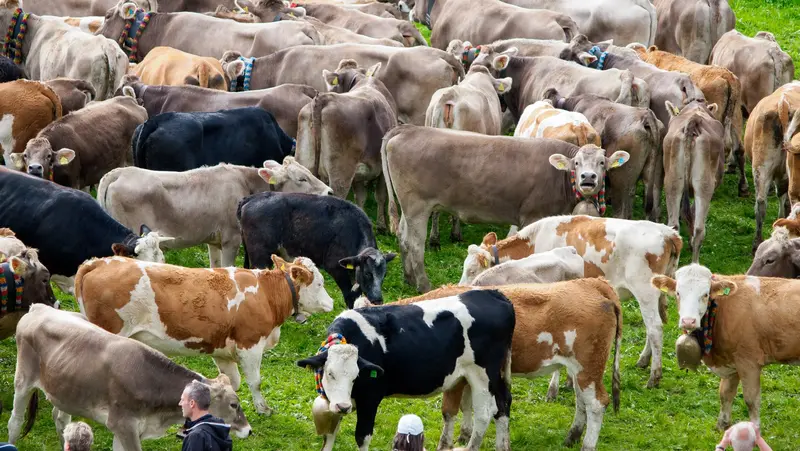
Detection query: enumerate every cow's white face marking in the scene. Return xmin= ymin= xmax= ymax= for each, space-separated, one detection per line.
xmin=745 ymin=276 xmax=761 ymax=294
xmin=134 ymin=232 xmax=173 ymax=263
xmin=460 ymin=244 xmax=493 ymax=285
xmin=295 ymin=257 xmax=334 ymax=315
xmin=673 ymin=264 xmax=713 ymax=331
xmin=337 ymin=310 xmax=387 ymax=352
xmin=321 ymin=344 xmax=361 ymax=412
xmin=537 ymin=332 xmax=554 ymax=345
xmin=0 ymin=114 xmax=15 ymax=161
xmin=564 ymin=330 xmax=577 ymax=351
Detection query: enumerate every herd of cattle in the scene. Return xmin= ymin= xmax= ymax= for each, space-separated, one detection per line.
xmin=0 ymin=0 xmax=798 ymax=449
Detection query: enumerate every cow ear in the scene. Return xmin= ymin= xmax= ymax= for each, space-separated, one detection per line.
xmin=339 ymin=256 xmax=359 ymax=270
xmin=492 ymin=55 xmax=510 ymax=71
xmin=665 ymin=101 xmax=680 ymax=118
xmin=500 ymin=46 xmax=518 ymax=56
xmin=577 ymin=52 xmax=597 ymax=66
xmin=220 ymin=50 xmax=243 ymax=65
xmin=8 ymin=153 xmax=24 ymax=170
xmin=111 ymin=243 xmax=134 ymax=257
xmin=7 ymin=256 xmax=27 ymax=275
xmin=322 ymin=70 xmax=339 ymax=91
xmin=383 ymin=252 xmax=397 ymax=263
xmin=710 ymin=279 xmax=737 ymax=297
xmin=140 ymin=224 xmax=152 ymax=236
xmin=121 ymin=2 xmax=138 ymax=19
xmin=492 ymin=76 xmax=512 ymax=95
xmin=122 ymin=86 xmax=136 ymax=99
xmin=258 ymin=167 xmax=280 ymax=185
xmin=357 ymin=356 xmax=384 ymax=378
xmin=298 ymin=351 xmax=328 ymax=370
xmin=290 ymin=265 xmax=313 ymax=285
xmin=481 ymin=232 xmax=497 ymax=246
xmin=707 ymin=103 xmax=718 ymax=115
xmin=607 ymin=151 xmax=630 ymax=169
xmin=213 ymin=373 xmax=232 ymax=387
xmin=271 ymin=254 xmax=289 ymax=271
xmin=549 ymin=154 xmax=571 ymax=171
xmin=650 ymin=275 xmax=676 ymax=295
xmin=54 ymin=149 xmax=76 ymax=166
xmin=224 ymin=60 xmax=244 ymax=82
xmin=365 ymin=62 xmax=381 ymax=78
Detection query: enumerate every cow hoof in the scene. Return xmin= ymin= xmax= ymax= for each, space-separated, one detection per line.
xmin=738 ymin=187 xmax=750 ymax=198
xmin=257 ymin=406 xmax=274 ymax=416
xmin=646 ymin=374 xmax=661 ymax=388
xmin=563 ymin=426 xmax=584 ymax=447
xmin=580 ymin=446 xmax=597 ymax=451
xmin=716 ymin=419 xmax=731 ymax=431
xmin=635 ymin=356 xmax=650 ymax=369
xmin=725 ymin=165 xmax=737 ymax=175
xmin=456 ymin=430 xmax=472 ymax=445
xmin=428 ymin=240 xmax=441 ymax=251
xmin=546 ymin=387 xmax=558 ymax=402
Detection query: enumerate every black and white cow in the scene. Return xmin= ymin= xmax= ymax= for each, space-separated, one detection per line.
xmin=132 ymin=107 xmax=295 ymax=172
xmin=0 ymin=168 xmax=172 ymax=294
xmin=238 ymin=192 xmax=396 ymax=308
xmin=297 ymin=289 xmax=516 ymax=451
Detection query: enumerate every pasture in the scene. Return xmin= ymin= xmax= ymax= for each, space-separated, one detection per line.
xmin=1 ymin=0 xmax=800 ymax=449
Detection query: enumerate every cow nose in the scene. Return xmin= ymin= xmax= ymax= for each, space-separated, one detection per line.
xmin=335 ymin=402 xmax=352 ymax=413
xmin=580 ymin=172 xmax=597 ymax=181
xmin=27 ymin=164 xmax=43 ymax=176
xmin=326 ymin=189 xmax=334 ymax=196
xmin=680 ymin=317 xmax=697 ymax=329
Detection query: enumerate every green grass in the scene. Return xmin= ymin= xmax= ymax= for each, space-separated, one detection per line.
xmin=3 ymin=2 xmax=800 ymax=449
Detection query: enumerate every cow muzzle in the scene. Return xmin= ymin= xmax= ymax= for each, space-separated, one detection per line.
xmin=334 ymin=402 xmax=352 ymax=414
xmin=680 ymin=317 xmax=698 ymax=331
xmin=27 ymin=164 xmax=43 ymax=178
xmin=234 ymin=425 xmax=252 ymax=438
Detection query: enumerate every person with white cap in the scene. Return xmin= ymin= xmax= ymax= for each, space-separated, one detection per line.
xmin=715 ymin=421 xmax=773 ymax=451
xmin=393 ymin=414 xmax=426 ymax=451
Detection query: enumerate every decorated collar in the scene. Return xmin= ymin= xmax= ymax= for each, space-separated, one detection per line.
xmin=687 ymin=295 xmax=720 ymax=356
xmin=0 ymin=261 xmax=24 ymax=315
xmin=569 ymin=170 xmax=607 ymax=215
xmin=313 ymin=333 xmax=347 ymax=400
xmin=230 ymin=56 xmax=255 ymax=92
xmin=3 ymin=8 xmax=29 ymax=65
xmin=461 ymin=45 xmax=480 ymax=67
xmin=588 ymin=45 xmax=608 ymax=70
xmin=118 ymin=9 xmax=153 ymax=63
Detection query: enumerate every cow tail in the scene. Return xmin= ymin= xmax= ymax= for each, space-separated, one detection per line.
xmin=615 ymin=70 xmax=634 ymax=106
xmin=770 ymin=47 xmax=785 ymax=93
xmin=659 ymin=229 xmax=684 ymax=324
xmin=74 ymin=258 xmax=102 ymax=314
xmin=38 ymin=83 xmax=63 ymax=120
xmin=557 ymin=15 xmax=578 ymax=42
xmin=612 ymin=297 xmax=622 ymax=413
xmin=96 ymin=168 xmax=123 ymax=210
xmin=380 ymin=127 xmax=405 ymax=234
xmin=311 ymin=94 xmax=328 ymax=178
xmin=236 ymin=199 xmax=251 ymax=269
xmin=21 ymin=391 xmax=39 ymax=438
xmin=441 ymin=52 xmax=465 ymax=83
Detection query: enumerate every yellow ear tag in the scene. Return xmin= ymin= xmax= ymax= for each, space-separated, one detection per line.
xmin=556 ymin=162 xmax=566 ymax=170
xmin=672 ymin=106 xmax=680 ymax=115
xmin=60 ymin=156 xmax=69 ymax=165
xmin=268 ymin=178 xmax=276 ymax=185
xmin=0 ymin=253 xmax=6 ymax=262
xmin=659 ymin=286 xmax=668 ymax=293
xmin=331 ymin=76 xmax=338 ymax=86
xmin=346 ymin=264 xmax=354 ymax=270
xmin=280 ymin=264 xmax=285 ymax=271
xmin=498 ymin=83 xmax=505 ymax=93
xmin=480 ymin=259 xmax=489 ymax=268
xmin=13 ymin=158 xmax=22 ymax=169
xmin=718 ymin=287 xmax=731 ymax=296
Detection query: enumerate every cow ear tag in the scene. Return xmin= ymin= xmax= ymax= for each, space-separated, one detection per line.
xmin=331 ymin=76 xmax=338 ymax=86
xmin=370 ymin=370 xmax=377 ymax=378
xmin=498 ymin=83 xmax=505 ymax=93
xmin=659 ymin=286 xmax=668 ymax=293
xmin=346 ymin=264 xmax=354 ymax=270
xmin=556 ymin=162 xmax=566 ymax=170
xmin=480 ymin=258 xmax=489 ymax=268
xmin=59 ymin=156 xmax=69 ymax=165
xmin=280 ymin=264 xmax=286 ymax=271
xmin=268 ymin=177 xmax=276 ymax=185
xmin=719 ymin=287 xmax=731 ymax=296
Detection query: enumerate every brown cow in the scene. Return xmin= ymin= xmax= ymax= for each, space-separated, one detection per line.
xmin=300 ymin=3 xmax=426 ymax=47
xmin=44 ymin=78 xmax=96 ymax=115
xmin=745 ymin=81 xmax=800 ymax=253
xmin=634 ymin=44 xmax=747 ymax=197
xmin=651 ymin=264 xmax=800 ymax=430
xmin=296 ymin=60 xmax=397 ymax=231
xmin=663 ymin=99 xmax=724 ymax=263
xmin=653 ymin=0 xmax=735 ymax=64
xmin=9 ymin=88 xmax=148 ymax=190
xmin=710 ymin=30 xmax=795 ymax=116
xmin=76 ymin=254 xmax=334 ymax=414
xmin=0 ymin=80 xmax=62 ymax=168
xmin=131 ymin=46 xmax=229 ymax=90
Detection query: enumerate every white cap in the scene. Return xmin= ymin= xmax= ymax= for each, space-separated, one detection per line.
xmin=396 ymin=414 xmax=424 ymax=436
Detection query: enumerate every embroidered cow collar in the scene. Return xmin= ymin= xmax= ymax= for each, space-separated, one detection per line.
xmin=588 ymin=45 xmax=609 ymax=70
xmin=118 ymin=9 xmax=153 ymax=63
xmin=461 ymin=45 xmax=480 ymax=67
xmin=312 ymin=333 xmax=347 ymax=400
xmin=687 ymin=296 xmax=718 ymax=356
xmin=0 ymin=261 xmax=24 ymax=315
xmin=569 ymin=170 xmax=607 ymax=215
xmin=3 ymin=8 xmax=29 ymax=65
xmin=229 ymin=56 xmax=255 ymax=92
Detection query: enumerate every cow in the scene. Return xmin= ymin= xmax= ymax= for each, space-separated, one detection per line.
xmin=7 ymin=304 xmax=251 ymax=450
xmin=542 ymin=90 xmax=665 ymax=221
xmin=238 ymin=192 xmax=397 ymax=308
xmin=747 ymin=219 xmax=800 ymax=278
xmin=428 ymin=0 xmax=579 ymax=50
xmin=341 ymin=2 xmax=404 ymax=19
xmin=297 ymin=289 xmax=515 ymax=451
xmin=218 ymin=44 xmax=464 ymax=125
xmin=0 ymin=55 xmax=24 ymax=82
xmin=447 ymin=35 xmax=610 ymax=70
xmin=460 ymin=214 xmax=683 ymax=388
xmin=470 ymin=246 xmax=584 ymax=287
xmin=381 ymin=124 xmax=629 ymax=292
xmin=663 ymin=100 xmax=725 ymax=263
xmin=745 ymin=81 xmax=800 ymax=253
xmin=17 ymin=0 xmax=155 ymax=16
xmin=10 ymin=89 xmax=148 ymax=190
xmin=96 ymin=1 xmax=322 ymax=62
xmin=653 ymin=0 xmax=735 ymax=64
xmin=710 ymin=30 xmax=795 ymax=116
xmin=0 ymin=0 xmax=128 ymax=100
xmin=498 ymin=0 xmax=656 ymax=47
xmin=130 ymin=46 xmax=229 ymax=90
xmin=300 ymin=3 xmax=426 ymax=47
xmin=0 ymin=168 xmax=173 ymax=294
xmin=77 ymin=254 xmax=333 ymax=414
xmin=132 ymin=106 xmax=293 ymax=171
xmin=634 ymin=44 xmax=747 ymax=196
xmin=424 ymin=64 xmax=511 ymax=247
xmin=41 ymin=14 xmax=105 ymax=33
xmin=98 ymin=158 xmax=331 ymax=267
xmin=118 ymin=74 xmax=315 ymax=137
xmin=295 ymin=60 xmax=397 ymax=231
xmin=229 ymin=0 xmax=308 ymax=22
xmin=0 ymin=80 xmax=62 ymax=167
xmin=43 ymin=78 xmax=96 ymax=115
xmin=651 ymin=264 xmax=800 ymax=430
xmin=302 ymin=16 xmax=404 ymax=47
xmin=515 ymin=100 xmax=601 ymax=146
xmin=471 ymin=49 xmax=650 ymax=124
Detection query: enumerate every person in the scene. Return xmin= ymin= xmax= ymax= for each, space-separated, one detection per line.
xmin=178 ymin=380 xmax=233 ymax=451
xmin=392 ymin=414 xmax=426 ymax=451
xmin=63 ymin=421 xmax=93 ymax=451
xmin=715 ymin=421 xmax=773 ymax=451
xmin=0 ymin=443 xmax=17 ymax=450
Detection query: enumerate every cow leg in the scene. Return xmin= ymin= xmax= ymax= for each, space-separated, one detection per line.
xmin=492 ymin=359 xmax=512 ymax=451
xmin=464 ymin=371 xmax=497 ymax=451
xmin=207 ymin=243 xmax=223 ymax=268
xmin=716 ymin=373 xmax=740 ymax=430
xmin=398 ymin=212 xmax=432 ymax=293
xmin=354 ymin=399 xmax=379 ymax=451
xmin=52 ymin=407 xmax=72 ymax=445
xmin=740 ymin=365 xmax=763 ymax=427
xmin=642 ymin=144 xmax=664 ymax=222
xmin=636 ymin=335 xmax=652 ymax=368
xmin=111 ymin=428 xmax=142 ymax=451
xmin=777 ymin=176 xmax=790 ymax=218
xmin=428 ymin=212 xmax=442 ymax=250
xmin=546 ymin=370 xmax=561 ymax=401
xmin=238 ymin=341 xmax=271 ymax=415
xmin=752 ymin=164 xmax=774 ymax=254
xmin=220 ymin=236 xmax=242 ymax=267
xmin=450 ymin=216 xmax=462 ymax=243
xmin=7 ymin=386 xmax=36 ymax=443
xmin=690 ymin=194 xmax=711 ymax=263
xmin=375 ymin=176 xmax=388 ymax=234
xmin=564 ymin=372 xmax=587 ymax=447
xmin=628 ymin=282 xmax=663 ymax=387
xmin=439 ymin=382 xmax=466 ymax=450
xmin=213 ymin=357 xmax=242 ymax=391
xmin=353 ymin=181 xmax=368 ymax=210
xmin=457 ymin=384 xmax=474 ymax=445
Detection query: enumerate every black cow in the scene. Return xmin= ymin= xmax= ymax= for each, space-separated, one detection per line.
xmin=297 ymin=289 xmax=515 ymax=451
xmin=0 ymin=56 xmax=24 ymax=82
xmin=132 ymin=107 xmax=294 ymax=171
xmin=237 ymin=192 xmax=395 ymax=308
xmin=0 ymin=169 xmax=172 ymax=293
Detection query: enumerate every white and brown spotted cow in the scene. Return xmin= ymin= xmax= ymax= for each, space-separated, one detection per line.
xmin=461 ymin=215 xmax=683 ymax=389
xmin=652 ymin=264 xmax=800 ymax=430
xmin=76 ymin=254 xmax=334 ymax=414
xmin=0 ymin=80 xmax=62 ymax=167
xmin=515 ymin=100 xmax=601 ymax=146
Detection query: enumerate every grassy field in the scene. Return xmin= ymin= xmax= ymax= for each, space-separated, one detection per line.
xmin=2 ymin=1 xmax=800 ymax=449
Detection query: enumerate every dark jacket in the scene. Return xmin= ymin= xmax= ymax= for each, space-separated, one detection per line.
xmin=181 ymin=414 xmax=233 ymax=451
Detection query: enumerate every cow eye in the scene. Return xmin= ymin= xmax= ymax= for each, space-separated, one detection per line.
xmin=230 ymin=403 xmax=238 ymax=409
xmin=299 ymin=177 xmax=308 ymax=182
xmin=765 ymin=258 xmax=774 ymax=265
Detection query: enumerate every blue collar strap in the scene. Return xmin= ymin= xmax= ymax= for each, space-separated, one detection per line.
xmin=588 ymin=45 xmax=608 ymax=70
xmin=230 ymin=56 xmax=255 ymax=92
xmin=0 ymin=262 xmax=24 ymax=315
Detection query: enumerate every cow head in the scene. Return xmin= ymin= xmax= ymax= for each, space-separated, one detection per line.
xmin=272 ymin=255 xmax=334 ymax=316
xmin=471 ymin=45 xmax=518 ymax=77
xmin=651 ymin=264 xmax=737 ymax=331
xmin=560 ymin=34 xmax=613 ymax=66
xmin=338 ymin=248 xmax=396 ymax=305
xmin=747 ymin=224 xmax=800 ymax=278
xmin=234 ymin=0 xmax=306 ymax=22
xmin=665 ymin=100 xmax=718 ymax=121
xmin=459 ymin=232 xmax=498 ymax=285
xmin=297 ymin=343 xmax=384 ymax=414
xmin=322 ymin=59 xmax=381 ymax=94
xmin=10 ymin=138 xmax=75 ymax=181
xmin=549 ymin=145 xmax=630 ymax=197
xmin=259 ymin=157 xmax=333 ymax=195
xmin=1 ymin=248 xmax=57 ymax=311
xmin=199 ymin=375 xmax=252 ymax=438
xmin=466 ymin=64 xmax=512 ymax=95
xmin=111 ymin=224 xmax=173 ymax=263
xmin=98 ymin=0 xmax=157 ymax=40
xmin=0 ymin=0 xmax=22 ymax=28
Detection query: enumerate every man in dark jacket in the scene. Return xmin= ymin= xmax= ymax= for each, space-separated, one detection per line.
xmin=178 ymin=381 xmax=233 ymax=451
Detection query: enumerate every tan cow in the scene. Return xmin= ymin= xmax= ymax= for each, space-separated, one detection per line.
xmin=0 ymin=1 xmax=128 ymax=100
xmin=663 ymin=100 xmax=724 ymax=263
xmin=460 ymin=215 xmax=683 ymax=388
xmin=41 ymin=15 xmax=105 ymax=33
xmin=710 ymin=30 xmax=795 ymax=115
xmin=76 ymin=254 xmax=334 ymax=414
xmin=653 ymin=0 xmax=735 ymax=64
xmin=296 ymin=60 xmax=397 ymax=231
xmin=745 ymin=81 xmax=800 ymax=253
xmin=651 ymin=264 xmax=800 ymax=430
xmin=130 ymin=46 xmax=229 ymax=90
xmin=634 ymin=44 xmax=747 ymax=197
xmin=44 ymin=78 xmax=96 ymax=114
xmin=0 ymin=80 xmax=62 ymax=168
xmin=300 ymin=3 xmax=426 ymax=47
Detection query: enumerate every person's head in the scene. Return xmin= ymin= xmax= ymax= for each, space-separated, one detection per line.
xmin=180 ymin=380 xmax=211 ymax=420
xmin=63 ymin=421 xmax=93 ymax=451
xmin=730 ymin=422 xmax=757 ymax=451
xmin=392 ymin=414 xmax=425 ymax=451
